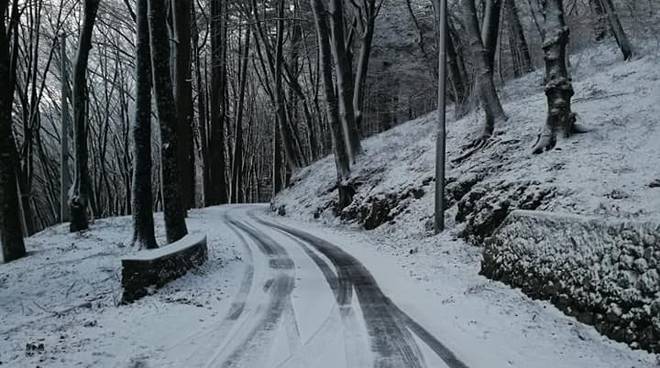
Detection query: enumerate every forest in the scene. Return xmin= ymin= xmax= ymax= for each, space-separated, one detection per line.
xmin=0 ymin=0 xmax=651 ymax=259
xmin=0 ymin=0 xmax=659 ymax=366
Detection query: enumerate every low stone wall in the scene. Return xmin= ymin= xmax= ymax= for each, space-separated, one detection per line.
xmin=121 ymin=234 xmax=208 ymax=303
xmin=481 ymin=210 xmax=660 ymax=353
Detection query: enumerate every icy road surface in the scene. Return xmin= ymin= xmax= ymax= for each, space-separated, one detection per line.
xmin=164 ymin=205 xmax=465 ymax=368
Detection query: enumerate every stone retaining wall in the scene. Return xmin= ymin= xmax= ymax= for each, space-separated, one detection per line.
xmin=121 ymin=234 xmax=208 ymax=303
xmin=481 ymin=210 xmax=660 ymax=352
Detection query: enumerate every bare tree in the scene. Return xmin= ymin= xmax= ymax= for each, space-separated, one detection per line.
xmin=597 ymin=0 xmax=633 ymax=60
xmin=173 ymin=0 xmax=196 ymax=209
xmin=311 ymin=0 xmax=353 ymax=208
xmin=504 ymin=0 xmax=532 ymax=77
xmin=481 ymin=0 xmax=503 ymax=71
xmin=231 ymin=28 xmax=250 ymax=203
xmin=207 ymin=0 xmax=228 ymax=205
xmin=131 ymin=0 xmax=158 ymax=249
xmin=69 ymin=0 xmax=100 ymax=232
xmin=59 ymin=33 xmax=71 ymax=223
xmin=352 ymin=0 xmax=383 ymax=133
xmin=461 ymin=0 xmax=507 ymax=139
xmin=531 ymin=0 xmax=577 ymax=154
xmin=0 ymin=0 xmax=26 ymax=262
xmin=148 ymin=0 xmax=188 ymax=243
xmin=328 ymin=0 xmax=362 ymax=160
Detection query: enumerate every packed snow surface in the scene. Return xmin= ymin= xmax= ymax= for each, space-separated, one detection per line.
xmin=1 ymin=205 xmax=658 ymax=367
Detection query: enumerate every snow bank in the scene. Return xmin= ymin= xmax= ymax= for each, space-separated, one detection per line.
xmin=121 ymin=234 xmax=208 ymax=302
xmin=482 ymin=210 xmax=660 ymax=352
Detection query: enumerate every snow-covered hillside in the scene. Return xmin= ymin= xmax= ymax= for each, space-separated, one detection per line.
xmin=275 ymin=42 xmax=660 ymax=240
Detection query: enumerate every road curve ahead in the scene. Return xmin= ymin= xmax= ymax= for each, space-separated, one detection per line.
xmin=178 ymin=205 xmax=468 ymax=368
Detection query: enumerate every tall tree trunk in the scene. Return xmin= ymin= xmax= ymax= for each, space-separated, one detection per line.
xmin=59 ymin=33 xmax=71 ymax=223
xmin=504 ymin=0 xmax=532 ymax=77
xmin=461 ymin=0 xmax=507 ymax=138
xmin=446 ymin=17 xmax=469 ymax=117
xmin=353 ymin=0 xmax=379 ymax=134
xmin=328 ymin=0 xmax=362 ymax=161
xmin=192 ymin=2 xmax=209 ymax=206
xmin=311 ymin=0 xmax=353 ymax=209
xmin=231 ymin=29 xmax=250 ymax=203
xmin=131 ymin=0 xmax=158 ymax=249
xmin=598 ymin=0 xmax=633 ymax=60
xmin=272 ymin=121 xmax=283 ymax=197
xmin=207 ymin=0 xmax=228 ymax=205
xmin=0 ymin=0 xmax=26 ymax=262
xmin=148 ymin=0 xmax=188 ymax=243
xmin=532 ymin=0 xmax=576 ymax=154
xmin=69 ymin=0 xmax=100 ymax=232
xmin=481 ymin=0 xmax=503 ymax=71
xmin=173 ymin=0 xmax=195 ymax=209
xmin=274 ymin=0 xmax=303 ymax=173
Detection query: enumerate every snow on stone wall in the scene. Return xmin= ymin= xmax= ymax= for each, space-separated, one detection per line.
xmin=482 ymin=210 xmax=660 ymax=353
xmin=121 ymin=234 xmax=208 ymax=303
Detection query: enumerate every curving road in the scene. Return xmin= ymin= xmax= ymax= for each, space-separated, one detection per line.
xmin=169 ymin=205 xmax=468 ymax=368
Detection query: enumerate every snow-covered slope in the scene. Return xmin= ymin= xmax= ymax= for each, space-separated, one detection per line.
xmin=275 ymin=42 xmax=660 ymax=240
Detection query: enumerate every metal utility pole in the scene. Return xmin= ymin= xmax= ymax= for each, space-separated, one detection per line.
xmin=60 ymin=33 xmax=71 ymax=223
xmin=434 ymin=0 xmax=447 ymax=234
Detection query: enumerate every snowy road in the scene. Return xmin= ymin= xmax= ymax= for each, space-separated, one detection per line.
xmin=168 ymin=205 xmax=467 ymax=368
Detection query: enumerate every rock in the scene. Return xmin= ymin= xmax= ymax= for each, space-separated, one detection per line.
xmin=633 ymin=258 xmax=648 ymax=273
xmin=649 ymin=179 xmax=660 ymax=188
xmin=639 ymin=270 xmax=660 ymax=294
xmin=277 ymin=205 xmax=286 ymax=216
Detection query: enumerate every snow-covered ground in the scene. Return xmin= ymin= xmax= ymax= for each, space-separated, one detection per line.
xmin=0 ymin=208 xmax=248 ymax=367
xmin=2 ymin=39 xmax=659 ymax=368
xmin=271 ymin=41 xmax=660 ymax=364
xmin=276 ymin=42 xmax=660 ymax=236
xmin=1 ymin=205 xmax=658 ymax=367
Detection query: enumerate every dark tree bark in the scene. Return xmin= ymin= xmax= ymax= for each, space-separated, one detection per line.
xmin=69 ymin=0 xmax=100 ymax=232
xmin=231 ymin=29 xmax=250 ymax=203
xmin=461 ymin=0 xmax=507 ymax=138
xmin=446 ymin=16 xmax=469 ymax=117
xmin=311 ymin=0 xmax=353 ymax=209
xmin=532 ymin=0 xmax=576 ymax=154
xmin=353 ymin=0 xmax=381 ymax=134
xmin=597 ymin=0 xmax=633 ymax=60
xmin=274 ymin=0 xmax=304 ymax=173
xmin=504 ymin=0 xmax=533 ymax=77
xmin=59 ymin=33 xmax=71 ymax=223
xmin=173 ymin=0 xmax=195 ymax=210
xmin=328 ymin=0 xmax=362 ymax=161
xmin=192 ymin=2 xmax=209 ymax=206
xmin=0 ymin=0 xmax=26 ymax=262
xmin=481 ymin=0 xmax=503 ymax=71
xmin=131 ymin=0 xmax=158 ymax=250
xmin=207 ymin=0 xmax=228 ymax=205
xmin=148 ymin=0 xmax=188 ymax=243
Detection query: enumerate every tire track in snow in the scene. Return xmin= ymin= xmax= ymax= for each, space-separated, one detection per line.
xmin=212 ymin=219 xmax=299 ymax=368
xmin=254 ymin=214 xmax=469 ymax=368
xmin=274 ymin=232 xmax=370 ymax=368
xmin=164 ymin=214 xmax=256 ymax=367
